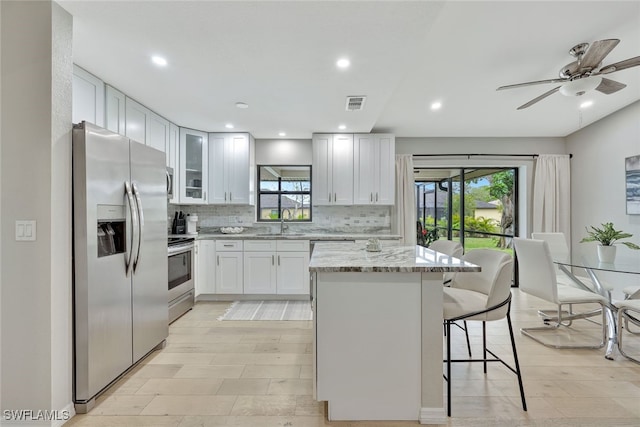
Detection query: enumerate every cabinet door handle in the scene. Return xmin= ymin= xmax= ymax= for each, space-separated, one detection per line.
xmin=230 ymin=192 xmax=232 ymax=201
xmin=278 ymin=255 xmax=280 ymax=266
xmin=334 ymin=193 xmax=337 ymax=203
xmin=376 ymin=192 xmax=378 ymax=202
xmin=225 ymin=192 xmax=227 ymax=201
xmin=272 ymin=255 xmax=275 ymax=265
xmin=370 ymin=193 xmax=373 ymax=202
xmin=328 ymin=192 xmax=331 ymax=202
xmin=204 ymin=191 xmax=207 ymax=201
xmin=223 ymin=244 xmax=233 ymax=247
xmin=217 ymin=255 xmax=220 ymax=265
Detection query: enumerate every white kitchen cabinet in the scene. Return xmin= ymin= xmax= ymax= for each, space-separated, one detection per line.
xmin=243 ymin=240 xmax=309 ymax=295
xmin=179 ymin=128 xmax=208 ymax=204
xmin=208 ymin=133 xmax=255 ymax=205
xmin=72 ymin=65 xmax=104 ymax=127
xmin=125 ymin=97 xmax=149 ymax=145
xmin=276 ymin=240 xmax=310 ymax=295
xmin=312 ymin=134 xmax=353 ymax=205
xmin=148 ymin=111 xmax=170 ymax=154
xmin=195 ymin=240 xmax=216 ymax=296
xmin=105 ymin=85 xmax=125 ymax=135
xmin=167 ymin=123 xmax=179 ymax=204
xmin=353 ymin=134 xmax=395 ymax=205
xmin=215 ymin=240 xmax=243 ymax=294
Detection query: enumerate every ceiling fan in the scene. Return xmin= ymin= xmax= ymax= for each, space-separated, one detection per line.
xmin=497 ymin=39 xmax=640 ymax=110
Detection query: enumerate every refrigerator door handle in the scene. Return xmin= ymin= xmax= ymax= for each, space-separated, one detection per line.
xmin=132 ymin=182 xmax=144 ymax=272
xmin=124 ymin=181 xmax=138 ymax=277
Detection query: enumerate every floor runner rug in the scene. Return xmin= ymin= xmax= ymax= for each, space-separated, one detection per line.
xmin=218 ymin=300 xmax=312 ymax=321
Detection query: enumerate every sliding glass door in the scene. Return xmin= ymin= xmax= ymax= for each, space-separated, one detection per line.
xmin=415 ymin=167 xmax=518 ymax=255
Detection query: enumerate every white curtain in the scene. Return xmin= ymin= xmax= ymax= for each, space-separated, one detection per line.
xmin=392 ymin=155 xmax=416 ymax=244
xmin=532 ymin=154 xmax=571 ymax=238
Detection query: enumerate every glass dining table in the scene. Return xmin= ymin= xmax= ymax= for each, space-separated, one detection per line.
xmin=553 ymin=249 xmax=640 ymax=360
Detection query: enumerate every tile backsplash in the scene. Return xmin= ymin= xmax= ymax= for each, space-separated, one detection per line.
xmin=168 ymin=204 xmax=392 ymax=234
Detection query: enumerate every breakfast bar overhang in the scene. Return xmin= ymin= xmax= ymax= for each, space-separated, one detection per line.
xmin=309 ymin=242 xmax=480 ymax=424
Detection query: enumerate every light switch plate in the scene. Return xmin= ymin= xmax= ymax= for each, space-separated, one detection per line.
xmin=16 ymin=220 xmax=36 ymax=241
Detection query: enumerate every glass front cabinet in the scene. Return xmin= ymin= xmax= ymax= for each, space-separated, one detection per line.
xmin=179 ymin=128 xmax=208 ymax=204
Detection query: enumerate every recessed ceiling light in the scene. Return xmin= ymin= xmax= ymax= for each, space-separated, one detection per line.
xmin=580 ymin=100 xmax=594 ymax=109
xmin=235 ymin=102 xmax=249 ymax=109
xmin=151 ymin=56 xmax=167 ymax=67
xmin=278 ymin=132 xmax=286 ymax=137
xmin=336 ymin=58 xmax=350 ymax=69
xmin=225 ymin=123 xmax=234 ymax=129
xmin=338 ymin=124 xmax=347 ymax=130
xmin=431 ymin=101 xmax=442 ymax=110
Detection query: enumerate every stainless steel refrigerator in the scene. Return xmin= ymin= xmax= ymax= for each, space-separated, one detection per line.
xmin=72 ymin=121 xmax=168 ymax=412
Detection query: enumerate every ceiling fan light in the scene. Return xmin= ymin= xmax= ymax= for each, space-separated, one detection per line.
xmin=559 ymin=77 xmax=602 ymax=97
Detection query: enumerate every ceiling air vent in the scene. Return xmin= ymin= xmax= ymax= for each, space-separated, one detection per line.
xmin=346 ymin=96 xmax=366 ymax=111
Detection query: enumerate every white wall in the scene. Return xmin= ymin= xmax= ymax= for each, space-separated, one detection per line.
xmin=567 ymin=100 xmax=640 ymax=298
xmin=0 ymin=1 xmax=73 ymax=424
xmin=255 ymin=138 xmax=312 ymax=165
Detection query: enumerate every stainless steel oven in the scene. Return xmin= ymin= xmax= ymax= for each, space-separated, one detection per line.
xmin=168 ymin=237 xmax=194 ymax=323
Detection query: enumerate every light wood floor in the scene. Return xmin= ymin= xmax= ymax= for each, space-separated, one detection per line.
xmin=67 ymin=289 xmax=640 ymax=427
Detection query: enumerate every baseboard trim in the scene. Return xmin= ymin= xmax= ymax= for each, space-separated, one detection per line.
xmin=419 ymin=407 xmax=446 ymax=425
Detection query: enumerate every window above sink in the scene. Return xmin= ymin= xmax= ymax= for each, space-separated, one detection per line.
xmin=257 ymin=165 xmax=311 ymax=222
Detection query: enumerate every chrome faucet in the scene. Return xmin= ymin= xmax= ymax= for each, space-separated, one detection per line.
xmin=280 ymin=218 xmax=289 ymax=235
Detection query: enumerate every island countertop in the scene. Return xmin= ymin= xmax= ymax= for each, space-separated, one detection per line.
xmin=309 ymin=241 xmax=480 ymax=273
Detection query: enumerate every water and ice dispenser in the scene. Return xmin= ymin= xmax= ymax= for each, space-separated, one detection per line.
xmin=96 ymin=205 xmax=126 ymax=257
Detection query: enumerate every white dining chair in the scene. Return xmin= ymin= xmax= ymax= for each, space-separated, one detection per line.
xmin=531 ymin=232 xmax=613 ymax=293
xmin=615 ymin=298 xmax=640 ymax=364
xmin=443 ymin=249 xmax=527 ymax=417
xmin=513 ymin=237 xmax=609 ymax=349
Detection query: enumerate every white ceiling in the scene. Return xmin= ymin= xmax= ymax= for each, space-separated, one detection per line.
xmin=58 ymin=0 xmax=640 ymax=139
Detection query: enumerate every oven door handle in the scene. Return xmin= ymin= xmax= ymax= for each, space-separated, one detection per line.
xmin=168 ymin=244 xmax=194 ymax=256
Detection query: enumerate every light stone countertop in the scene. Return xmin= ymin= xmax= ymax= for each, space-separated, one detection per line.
xmin=193 ymin=232 xmax=403 ymax=241
xmin=309 ymin=241 xmax=480 ymax=273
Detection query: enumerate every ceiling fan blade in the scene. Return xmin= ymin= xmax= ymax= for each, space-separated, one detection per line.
xmin=516 ymin=86 xmax=561 ymax=110
xmin=595 ymin=77 xmax=627 ymax=94
xmin=497 ymin=78 xmax=566 ymax=91
xmin=598 ymin=56 xmax=640 ymax=74
xmin=580 ymin=39 xmax=620 ymax=70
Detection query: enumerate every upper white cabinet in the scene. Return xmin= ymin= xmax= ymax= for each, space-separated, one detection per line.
xmin=124 ymin=97 xmax=149 ymax=146
xmin=353 ymin=134 xmax=395 ymax=205
xmin=179 ymin=128 xmax=208 ymax=204
xmin=125 ymin=97 xmax=169 ymax=154
xmin=208 ymin=133 xmax=255 ymax=205
xmin=312 ymin=134 xmax=354 ymax=205
xmin=72 ymin=65 xmax=104 ymax=127
xmin=105 ymin=85 xmax=125 ymax=135
xmin=148 ymin=111 xmax=170 ymax=154
xmin=167 ymin=123 xmax=179 ymax=204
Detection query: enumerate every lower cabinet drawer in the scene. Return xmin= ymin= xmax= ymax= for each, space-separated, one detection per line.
xmin=277 ymin=240 xmax=309 ymax=252
xmin=216 ymin=240 xmax=243 ymax=251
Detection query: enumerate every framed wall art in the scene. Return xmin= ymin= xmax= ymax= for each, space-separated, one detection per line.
xmin=626 ymin=154 xmax=640 ymax=214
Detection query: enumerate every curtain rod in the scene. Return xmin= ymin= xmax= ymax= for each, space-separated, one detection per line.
xmin=412 ymin=153 xmax=573 ymax=159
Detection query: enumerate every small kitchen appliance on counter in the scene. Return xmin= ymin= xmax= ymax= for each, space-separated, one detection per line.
xmin=186 ymin=214 xmax=198 ymax=235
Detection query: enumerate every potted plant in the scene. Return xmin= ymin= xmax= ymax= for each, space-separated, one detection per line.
xmin=580 ymin=222 xmax=640 ymax=263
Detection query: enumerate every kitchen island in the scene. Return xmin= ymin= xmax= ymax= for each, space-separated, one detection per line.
xmin=309 ymin=242 xmax=480 ymax=424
